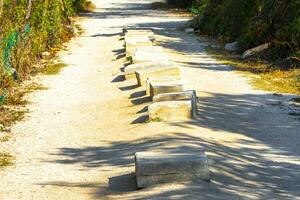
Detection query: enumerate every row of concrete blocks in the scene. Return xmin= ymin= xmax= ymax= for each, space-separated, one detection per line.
xmin=124 ymin=29 xmax=197 ymax=121
xmin=123 ymin=28 xmax=210 ymax=189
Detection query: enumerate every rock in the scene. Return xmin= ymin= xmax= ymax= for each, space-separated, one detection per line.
xmin=41 ymin=51 xmax=51 ymax=58
xmin=135 ymin=64 xmax=181 ymax=86
xmin=149 ymin=81 xmax=183 ymax=97
xmin=145 ymin=76 xmax=178 ymax=95
xmin=184 ymin=28 xmax=194 ymax=33
xmin=225 ymin=41 xmax=238 ymax=51
xmin=148 ymin=100 xmax=195 ymax=121
xmin=135 ymin=150 xmax=210 ymax=188
xmin=242 ymin=43 xmax=271 ymax=59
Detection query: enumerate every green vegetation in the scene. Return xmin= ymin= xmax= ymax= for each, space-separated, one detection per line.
xmin=166 ymin=0 xmax=300 ymax=95
xmin=190 ymin=0 xmax=300 ymax=60
xmin=0 ymin=0 xmax=92 ymax=148
xmin=208 ymin=48 xmax=300 ymax=95
xmin=0 ymin=0 xmax=92 ymax=90
xmin=42 ymin=62 xmax=67 ymax=75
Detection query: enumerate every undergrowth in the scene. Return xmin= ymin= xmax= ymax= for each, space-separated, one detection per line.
xmin=0 ymin=152 xmax=14 ymax=168
xmin=208 ymin=48 xmax=300 ymax=95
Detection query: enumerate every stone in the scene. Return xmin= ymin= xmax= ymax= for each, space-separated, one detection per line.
xmin=135 ymin=150 xmax=210 ymax=188
xmin=149 ymin=81 xmax=183 ymax=97
xmin=131 ymin=50 xmax=169 ymax=64
xmin=125 ymin=61 xmax=169 ymax=79
xmin=242 ymin=42 xmax=271 ymax=59
xmin=135 ymin=64 xmax=181 ymax=86
xmin=184 ymin=28 xmax=194 ymax=33
xmin=225 ymin=41 xmax=238 ymax=51
xmin=148 ymin=100 xmax=195 ymax=121
xmin=145 ymin=76 xmax=178 ymax=95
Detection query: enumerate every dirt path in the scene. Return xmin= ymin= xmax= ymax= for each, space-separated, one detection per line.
xmin=1 ymin=0 xmax=300 ymax=199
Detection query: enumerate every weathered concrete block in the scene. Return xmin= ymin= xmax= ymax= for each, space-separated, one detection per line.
xmin=125 ymin=61 xmax=168 ymax=79
xmin=148 ymin=100 xmax=195 ymax=121
xmin=127 ymin=46 xmax=163 ymax=60
xmin=131 ymin=50 xmax=169 ymax=64
xmin=123 ymin=27 xmax=154 ymax=34
xmin=125 ymin=32 xmax=155 ymax=41
xmin=145 ymin=76 xmax=178 ymax=95
xmin=125 ymin=36 xmax=152 ymax=47
xmin=135 ymin=151 xmax=210 ymax=188
xmin=126 ymin=43 xmax=153 ymax=58
xmin=153 ymin=90 xmax=198 ymax=116
xmin=135 ymin=64 xmax=181 ymax=86
xmin=149 ymin=81 xmax=183 ymax=97
xmin=153 ymin=90 xmax=197 ymax=103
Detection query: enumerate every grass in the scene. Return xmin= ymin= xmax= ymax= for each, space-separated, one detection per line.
xmin=150 ymin=117 xmax=163 ymax=122
xmin=42 ymin=62 xmax=67 ymax=75
xmin=0 ymin=134 xmax=11 ymax=142
xmin=207 ymin=48 xmax=300 ymax=95
xmin=0 ymin=152 xmax=14 ymax=168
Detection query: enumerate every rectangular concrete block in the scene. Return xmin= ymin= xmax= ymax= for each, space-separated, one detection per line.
xmin=145 ymin=76 xmax=178 ymax=95
xmin=148 ymin=100 xmax=195 ymax=121
xmin=123 ymin=27 xmax=154 ymax=34
xmin=125 ymin=61 xmax=168 ymax=79
xmin=131 ymin=50 xmax=169 ymax=64
xmin=153 ymin=90 xmax=198 ymax=116
xmin=153 ymin=90 xmax=197 ymax=102
xmin=135 ymin=64 xmax=181 ymax=86
xmin=125 ymin=36 xmax=152 ymax=47
xmin=149 ymin=81 xmax=183 ymax=97
xmin=126 ymin=43 xmax=153 ymax=58
xmin=126 ymin=46 xmax=163 ymax=60
xmin=135 ymin=151 xmax=210 ymax=188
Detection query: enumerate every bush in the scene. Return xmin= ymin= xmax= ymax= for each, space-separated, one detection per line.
xmin=0 ymin=0 xmax=91 ymax=89
xmin=166 ymin=0 xmax=195 ymax=8
xmin=191 ymin=0 xmax=300 ymax=61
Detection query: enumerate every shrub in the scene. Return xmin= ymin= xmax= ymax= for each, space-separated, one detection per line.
xmin=0 ymin=0 xmax=91 ymax=89
xmin=191 ymin=0 xmax=300 ymax=61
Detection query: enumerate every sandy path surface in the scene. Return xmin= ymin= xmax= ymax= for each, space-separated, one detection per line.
xmin=1 ymin=0 xmax=300 ymax=199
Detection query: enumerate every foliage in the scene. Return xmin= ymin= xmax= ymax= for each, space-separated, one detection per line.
xmin=166 ymin=0 xmax=195 ymax=8
xmin=0 ymin=0 xmax=91 ymax=90
xmin=191 ymin=0 xmax=300 ymax=61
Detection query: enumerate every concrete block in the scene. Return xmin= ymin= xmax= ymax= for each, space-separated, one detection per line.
xmin=127 ymin=46 xmax=163 ymax=60
xmin=125 ymin=36 xmax=152 ymax=47
xmin=148 ymin=100 xmax=195 ymax=121
xmin=149 ymin=81 xmax=183 ymax=97
xmin=135 ymin=150 xmax=210 ymax=188
xmin=123 ymin=27 xmax=154 ymax=34
xmin=135 ymin=64 xmax=181 ymax=86
xmin=125 ymin=32 xmax=155 ymax=41
xmin=153 ymin=90 xmax=198 ymax=116
xmin=126 ymin=43 xmax=153 ymax=58
xmin=131 ymin=50 xmax=169 ymax=64
xmin=153 ymin=90 xmax=197 ymax=102
xmin=125 ymin=61 xmax=167 ymax=79
xmin=145 ymin=76 xmax=178 ymax=95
